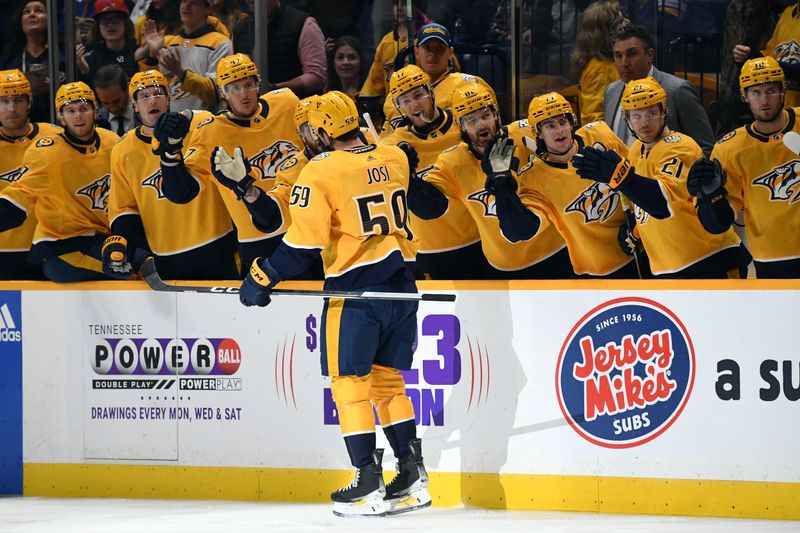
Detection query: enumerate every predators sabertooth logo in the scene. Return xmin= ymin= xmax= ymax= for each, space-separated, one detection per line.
xmin=0 ymin=165 xmax=29 ymax=184
xmin=565 ymin=182 xmax=620 ymax=223
xmin=142 ymin=169 xmax=166 ymax=199
xmin=249 ymin=140 xmax=299 ymax=181
xmin=77 ymin=174 xmax=111 ymax=211
xmin=753 ymin=160 xmax=800 ymax=203
xmin=467 ymin=189 xmax=497 ymax=217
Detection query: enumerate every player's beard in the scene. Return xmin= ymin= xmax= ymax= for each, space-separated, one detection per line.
xmin=753 ymin=105 xmax=783 ymax=124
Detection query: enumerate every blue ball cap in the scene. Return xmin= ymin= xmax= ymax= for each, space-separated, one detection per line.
xmin=417 ymin=23 xmax=452 ymax=47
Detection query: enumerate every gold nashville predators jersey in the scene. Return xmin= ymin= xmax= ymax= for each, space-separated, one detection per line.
xmin=628 ymin=132 xmax=741 ymax=275
xmin=109 ymin=111 xmax=233 ymax=256
xmin=360 ymin=31 xmax=409 ymax=98
xmin=183 ymin=88 xmax=302 ymax=242
xmin=2 ymin=129 xmax=118 ymax=251
xmin=764 ymin=4 xmax=800 ymax=107
xmin=711 ymin=107 xmax=800 ymax=263
xmin=381 ymin=73 xmax=493 ymax=135
xmin=511 ymin=120 xmax=633 ymax=275
xmin=0 ymin=122 xmax=62 ymax=252
xmin=383 ymin=108 xmax=480 ymax=253
xmin=423 ymin=140 xmax=566 ymax=271
xmin=283 ymin=143 xmax=418 ymax=287
xmin=266 ymin=148 xmax=312 ymax=234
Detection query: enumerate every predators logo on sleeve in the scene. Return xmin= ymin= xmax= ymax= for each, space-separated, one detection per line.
xmin=249 ymin=140 xmax=299 ymax=180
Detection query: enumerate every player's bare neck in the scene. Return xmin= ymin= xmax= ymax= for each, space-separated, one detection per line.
xmin=753 ymin=109 xmax=788 ymax=137
xmin=0 ymin=122 xmax=32 ymax=139
xmin=545 ymin=139 xmax=577 ymax=163
xmin=334 ymin=138 xmax=365 ymax=151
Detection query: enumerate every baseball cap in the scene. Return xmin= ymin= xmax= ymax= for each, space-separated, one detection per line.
xmin=94 ymin=0 xmax=129 ymax=18
xmin=417 ymin=23 xmax=451 ymax=47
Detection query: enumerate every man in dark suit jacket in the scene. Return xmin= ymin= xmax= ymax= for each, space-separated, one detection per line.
xmin=603 ymin=25 xmax=715 ymax=156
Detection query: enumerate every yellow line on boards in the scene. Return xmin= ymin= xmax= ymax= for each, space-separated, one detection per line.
xmin=23 ymin=464 xmax=800 ymax=520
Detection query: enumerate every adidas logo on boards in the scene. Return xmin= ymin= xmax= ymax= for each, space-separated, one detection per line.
xmin=0 ymin=303 xmax=21 ymax=342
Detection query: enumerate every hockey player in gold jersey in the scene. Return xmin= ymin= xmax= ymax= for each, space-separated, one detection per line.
xmin=382 ymin=64 xmax=487 ymax=279
xmin=573 ymin=77 xmax=751 ymax=278
xmin=380 ymin=24 xmax=492 ymax=136
xmin=493 ymin=92 xmax=636 ymax=277
xmin=210 ymin=95 xmax=325 ymax=279
xmin=0 ymin=81 xmax=120 ymax=282
xmin=0 ymin=69 xmax=60 ymax=279
xmin=103 ymin=69 xmax=238 ymax=280
xmin=688 ymin=57 xmax=800 ymax=278
xmin=409 ymin=83 xmax=572 ymax=278
xmin=158 ymin=53 xmax=303 ymax=274
xmin=238 ymin=91 xmax=430 ymax=517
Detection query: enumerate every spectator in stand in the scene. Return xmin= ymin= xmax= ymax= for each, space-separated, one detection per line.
xmin=134 ymin=0 xmax=182 ymax=46
xmin=231 ymin=0 xmax=328 ymax=97
xmin=210 ymin=0 xmax=248 ymax=37
xmin=93 ymin=64 xmax=139 ymax=135
xmin=0 ymin=0 xmax=65 ymax=123
xmin=603 ymin=25 xmax=715 ymax=156
xmin=142 ymin=0 xmax=232 ymax=112
xmin=76 ymin=0 xmax=140 ymax=85
xmin=358 ymin=0 xmax=431 ymax=118
xmin=571 ymin=0 xmax=628 ymax=125
xmin=327 ymin=36 xmax=366 ymax=101
xmin=732 ymin=1 xmax=800 ymax=108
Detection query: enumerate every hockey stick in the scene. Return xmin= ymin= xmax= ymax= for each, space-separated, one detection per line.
xmin=783 ymin=131 xmax=800 ymax=155
xmin=362 ymin=112 xmax=381 ymax=144
xmin=140 ymin=258 xmax=455 ymax=302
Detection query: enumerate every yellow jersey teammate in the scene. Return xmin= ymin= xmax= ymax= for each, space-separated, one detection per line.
xmin=238 ymin=91 xmax=430 ymax=517
xmin=495 ymin=92 xmax=635 ymax=277
xmin=409 ymin=83 xmax=571 ymax=278
xmin=573 ymin=77 xmax=751 ymax=278
xmin=688 ymin=57 xmax=800 ymax=278
xmin=0 ymin=82 xmax=119 ymax=282
xmin=104 ymin=70 xmax=238 ymax=280
xmin=383 ymin=64 xmax=486 ymax=278
xmin=0 ymin=69 xmax=61 ymax=279
xmin=157 ymin=53 xmax=303 ymax=274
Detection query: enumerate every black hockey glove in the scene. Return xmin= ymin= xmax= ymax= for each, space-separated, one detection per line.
xmin=397 ymin=141 xmax=420 ymax=179
xmin=687 ymin=158 xmax=727 ymax=202
xmin=153 ymin=111 xmax=191 ymax=157
xmin=101 ymin=235 xmax=134 ymax=279
xmin=572 ymin=146 xmax=632 ymax=190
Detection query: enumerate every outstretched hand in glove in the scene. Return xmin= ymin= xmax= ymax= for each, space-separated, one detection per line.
xmin=211 ymin=146 xmax=255 ymax=200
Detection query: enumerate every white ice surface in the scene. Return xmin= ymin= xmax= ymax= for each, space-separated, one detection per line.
xmin=1 ymin=498 xmax=798 ymax=533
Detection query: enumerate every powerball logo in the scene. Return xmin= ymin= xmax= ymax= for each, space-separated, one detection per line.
xmin=556 ymin=297 xmax=695 ymax=448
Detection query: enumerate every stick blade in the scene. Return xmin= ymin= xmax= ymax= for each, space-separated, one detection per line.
xmin=783 ymin=131 xmax=800 ymax=156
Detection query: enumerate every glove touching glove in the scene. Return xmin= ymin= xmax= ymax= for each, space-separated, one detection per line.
xmin=211 ymin=146 xmax=255 ymax=200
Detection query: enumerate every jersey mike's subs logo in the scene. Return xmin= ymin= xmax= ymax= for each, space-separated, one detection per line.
xmin=556 ymin=297 xmax=695 ymax=448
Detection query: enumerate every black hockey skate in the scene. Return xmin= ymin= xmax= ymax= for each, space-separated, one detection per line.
xmin=331 ymin=449 xmax=389 ymax=517
xmin=384 ymin=438 xmax=432 ymax=515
